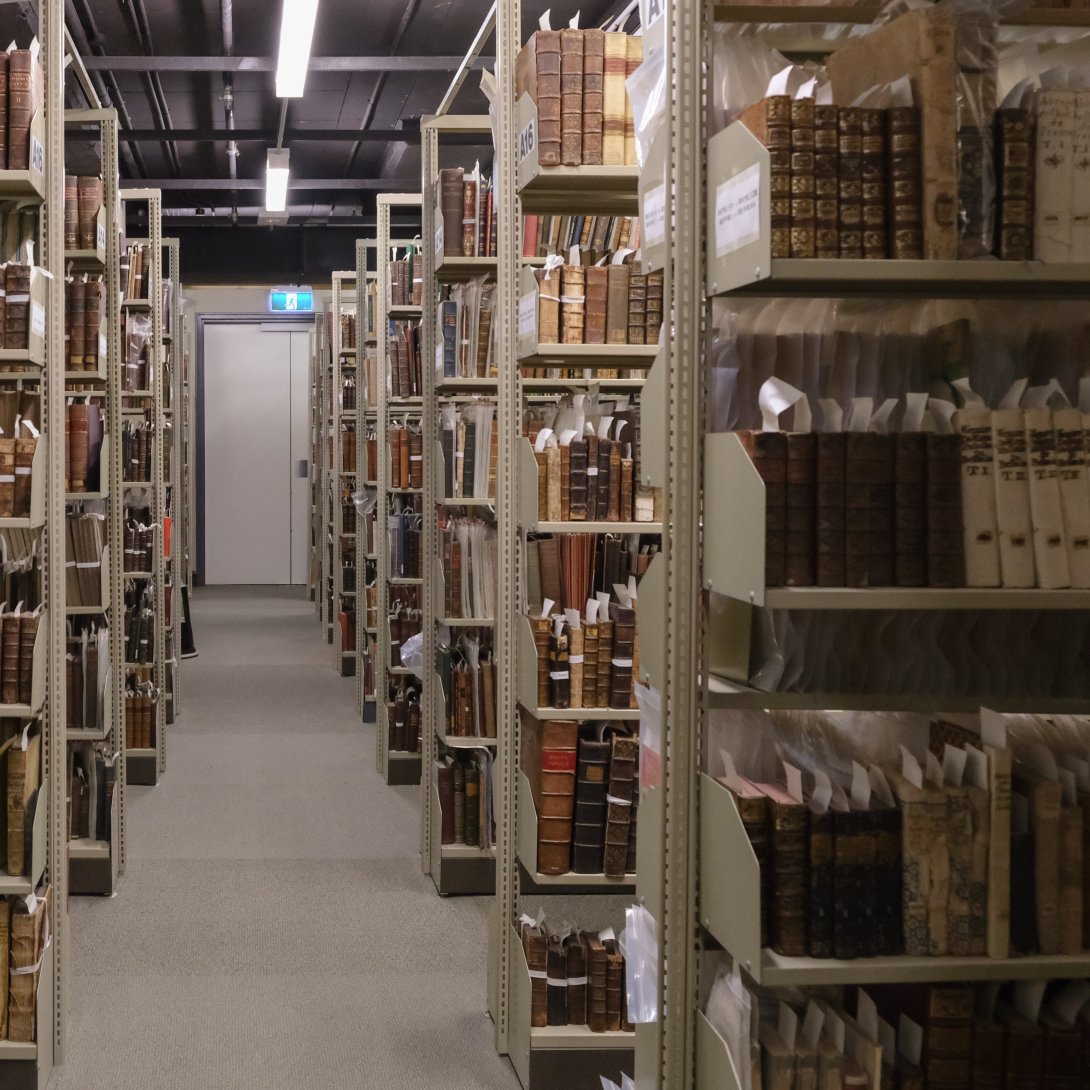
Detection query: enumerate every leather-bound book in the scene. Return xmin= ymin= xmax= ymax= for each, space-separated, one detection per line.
xmin=452 ymin=757 xmax=465 ymax=842
xmin=535 ymin=267 xmax=561 ymax=344
xmin=1017 ymin=773 xmax=1062 ymax=955
xmin=814 ymin=104 xmax=839 ymax=258
xmin=570 ymin=437 xmax=588 ymax=521
xmin=78 ymin=176 xmax=103 ymax=250
xmin=837 ymin=106 xmax=865 ymax=258
xmin=1042 ymin=1012 xmax=1082 ymax=1090
xmin=525 ymin=719 xmax=578 ymax=874
xmin=760 ymin=1023 xmax=795 ymax=1090
xmin=785 ymin=432 xmax=815 ymax=586
xmin=69 ymin=278 xmax=87 ymax=369
xmin=926 ymin=433 xmax=966 ymax=588
xmin=815 ymin=432 xmax=846 ymax=586
xmin=789 ymin=97 xmax=816 ymax=258
xmin=464 ymin=761 xmax=480 ymax=846
xmin=85 ymin=278 xmax=104 ymax=368
xmin=1 ymin=612 xmax=19 ymax=705
xmin=602 ymin=32 xmax=627 ymax=166
xmin=624 ymin=36 xmax=641 ymax=166
xmin=724 ymin=778 xmax=770 ymax=946
xmin=6 ymin=263 xmax=30 ymax=350
xmin=807 ymin=805 xmax=834 ymax=957
xmin=597 ymin=440 xmax=612 ymax=524
xmin=547 ymin=934 xmax=568 ymax=1025
xmin=624 ymin=268 xmax=644 ymax=345
xmin=873 ymin=802 xmax=903 ymax=955
xmin=739 ymin=96 xmax=792 ymax=258
xmin=834 ymin=806 xmax=879 ymax=959
xmin=524 ymin=922 xmax=549 ymax=1027
xmin=740 ymin=430 xmax=787 ymax=587
xmin=461 ymin=176 xmax=477 ymax=257
xmin=559 ymin=28 xmax=583 ymax=166
xmin=7 ymin=886 xmax=49 ymax=1043
xmin=581 ymin=616 xmax=599 ymax=708
xmin=582 ymin=29 xmax=605 ymax=165
xmin=409 ymin=428 xmax=423 ymax=490
xmin=645 ymin=270 xmax=664 ymax=344
xmin=954 ymin=407 xmax=1001 ymax=586
xmin=619 ymin=456 xmax=633 ymax=523
xmin=603 ymin=733 xmax=637 ymax=878
xmin=626 ymin=752 xmax=639 ymax=872
xmin=0 ymin=52 xmax=8 ymax=168
xmin=602 ymin=264 xmax=627 ymax=345
xmin=437 ymin=760 xmax=455 ymax=843
xmin=560 ymin=263 xmax=584 ymax=344
xmin=584 ymin=265 xmax=608 ymax=344
xmin=548 ymin=625 xmax=570 ymax=709
xmin=7 ymin=49 xmax=37 ymax=171
xmin=69 ymin=402 xmax=88 ymax=492
xmin=1060 ymin=801 xmax=1084 ymax=955
xmin=604 ymin=940 xmax=624 ymax=1031
xmin=1025 ymin=406 xmax=1070 ymax=588
xmin=0 ymin=436 xmax=15 ymax=518
xmin=6 ymin=731 xmax=39 ymax=874
xmin=64 ymin=175 xmax=79 ymax=249
xmin=18 ymin=610 xmax=37 ymax=706
xmin=860 ymin=107 xmax=887 ymax=259
xmin=894 ymin=431 xmax=928 ymax=587
xmin=888 ymin=105 xmax=923 ymax=258
xmin=996 ymin=107 xmax=1034 ymax=260
xmin=583 ymin=931 xmax=608 ymax=1032
xmin=971 ymin=1018 xmax=1004 ymax=1090
xmin=762 ymin=783 xmax=808 ymax=956
xmin=517 ymin=31 xmax=562 ymax=166
xmin=596 ymin=617 xmax=613 ymax=708
xmin=565 ymin=932 xmax=587 ymax=1025
xmin=1001 ymin=1005 xmax=1046 ymax=1090
xmin=609 ymin=605 xmax=636 ymax=709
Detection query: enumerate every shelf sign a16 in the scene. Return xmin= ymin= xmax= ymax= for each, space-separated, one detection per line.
xmin=269 ymin=289 xmax=315 ymax=313
xmin=518 ymin=116 xmax=536 ymax=164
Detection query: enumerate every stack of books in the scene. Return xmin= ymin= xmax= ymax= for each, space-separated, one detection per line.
xmin=440 ymin=402 xmax=496 ymax=500
xmin=121 ymin=417 xmax=152 ymax=482
xmin=66 ymin=514 xmax=104 ymax=607
xmin=0 ymin=423 xmax=36 ymax=516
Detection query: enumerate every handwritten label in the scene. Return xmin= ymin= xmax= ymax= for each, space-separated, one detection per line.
xmin=518 ymin=292 xmax=537 ymax=340
xmin=30 ymin=301 xmax=44 ymax=340
xmin=518 ymin=116 xmax=536 ymax=164
xmin=715 ymin=163 xmax=761 ymax=258
xmin=29 ymin=135 xmax=44 ymax=178
xmin=643 ymin=183 xmax=666 ymax=248
xmin=435 ymin=224 xmax=444 ymax=256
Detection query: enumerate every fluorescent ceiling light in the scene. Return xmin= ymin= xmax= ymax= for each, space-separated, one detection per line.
xmin=266 ymin=149 xmax=290 ymax=213
xmin=276 ymin=0 xmax=319 ymax=98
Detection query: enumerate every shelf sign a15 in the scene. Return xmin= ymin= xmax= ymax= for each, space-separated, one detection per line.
xmin=269 ymin=289 xmax=315 ymax=313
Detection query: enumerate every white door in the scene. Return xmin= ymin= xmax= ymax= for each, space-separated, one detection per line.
xmin=203 ymin=324 xmax=311 ymax=584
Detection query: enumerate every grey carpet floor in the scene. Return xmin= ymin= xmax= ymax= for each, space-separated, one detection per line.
xmin=52 ymin=586 xmax=519 ymax=1090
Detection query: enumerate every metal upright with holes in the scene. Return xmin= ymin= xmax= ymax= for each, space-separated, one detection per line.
xmin=162 ymin=237 xmax=183 ymax=721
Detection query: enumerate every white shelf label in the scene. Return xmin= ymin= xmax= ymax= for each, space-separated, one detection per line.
xmin=518 ymin=292 xmax=537 ymax=340
xmin=715 ymin=163 xmax=761 ymax=258
xmin=435 ymin=341 xmax=443 ymax=373
xmin=518 ymin=116 xmax=536 ymax=165
xmin=97 ymin=221 xmax=107 ymax=253
xmin=30 ymin=301 xmax=45 ymax=339
xmin=99 ymin=332 xmax=108 ymax=361
xmin=435 ymin=223 xmax=444 ymax=257
xmin=643 ymin=183 xmax=666 ymax=248
xmin=29 ymin=135 xmax=43 ymax=178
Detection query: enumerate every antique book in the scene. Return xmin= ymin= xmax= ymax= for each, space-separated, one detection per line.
xmin=461 ymin=176 xmax=477 ymax=257
xmin=838 ymin=106 xmax=864 ymax=258
xmin=602 ymin=32 xmax=628 ymax=166
xmin=0 ymin=436 xmax=15 ymax=518
xmin=0 ymin=896 xmax=9 ymax=1035
xmin=609 ymin=605 xmax=636 ymax=710
xmin=860 ymin=107 xmax=888 ymax=259
xmin=845 ymin=432 xmax=894 ymax=587
xmin=764 ymin=783 xmax=809 ymax=956
xmin=7 ymin=886 xmax=49 ymax=1042
xmin=77 ymin=176 xmax=103 ymax=250
xmin=582 ymin=28 xmax=605 ymax=165
xmin=565 ymin=931 xmax=587 ymax=1025
xmin=945 ymin=784 xmax=978 ymax=956
xmin=2 ymin=613 xmax=20 ymax=706
xmin=1072 ymin=89 xmax=1090 ymax=262
xmin=560 ymin=263 xmax=584 ymax=344
xmin=0 ymin=52 xmax=8 ymax=169
xmin=992 ymin=407 xmax=1036 ymax=587
xmin=889 ymin=771 xmax=946 ymax=957
xmin=808 ymin=806 xmax=834 ymax=957
xmin=1025 ymin=406 xmax=1070 ymax=588
xmin=888 ymin=104 xmax=924 ymax=258
xmin=894 ymin=431 xmax=927 ymax=587
xmin=559 ymin=28 xmax=583 ymax=167
xmin=570 ymin=437 xmax=588 ymax=521
xmin=1041 ymin=1011 xmax=1082 ymax=1090
xmin=739 ymin=430 xmax=787 ymax=586
xmin=64 ymin=174 xmax=79 ymax=249
xmin=18 ymin=611 xmax=38 ymax=705
xmin=954 ymin=407 xmax=1001 ymax=586
xmin=605 ymin=263 xmax=629 ymax=345
xmin=603 ymin=733 xmax=637 ymax=878
xmin=874 ymin=802 xmax=904 ymax=955
xmin=790 ymin=97 xmax=817 ymax=258
xmin=739 ymin=95 xmax=792 ymax=259
xmin=604 ymin=940 xmax=624 ymax=1031
xmin=1053 ymin=406 xmax=1090 ymax=587
xmin=464 ymin=762 xmax=480 ymax=847
xmin=6 ymin=732 xmax=40 ymax=875
xmin=996 ymin=107 xmax=1034 ymax=261
xmin=7 ymin=48 xmax=39 ymax=172
xmin=547 ymin=933 xmax=568 ymax=1025
xmin=625 ymin=269 xmax=645 ymax=345
xmin=548 ymin=624 xmax=570 ymax=709
xmin=816 ymin=432 xmax=846 ymax=586
xmin=1059 ymin=802 xmax=1084 ymax=955
xmin=970 ymin=1017 xmax=1004 ymax=1090
xmin=524 ymin=922 xmax=549 ymax=1027
xmin=1034 ymin=88 xmax=1077 ymax=261
xmin=785 ymin=432 xmax=816 ymax=586
xmin=833 ymin=806 xmax=877 ymax=959
xmin=827 ymin=7 xmax=959 ymax=259
xmin=926 ymin=433 xmax=966 ymax=588
xmin=813 ymin=103 xmax=839 ymax=259
xmin=624 ymin=36 xmax=641 ymax=166
xmin=523 ymin=718 xmax=578 ymax=874
xmin=645 ymin=270 xmax=664 ymax=344
xmin=1001 ymin=1005 xmax=1046 ymax=1090
xmin=583 ymin=931 xmax=607 ymax=1032
xmin=759 ymin=1023 xmax=796 ymax=1090
xmin=584 ymin=265 xmax=608 ymax=344
xmin=6 ymin=263 xmax=30 ymax=350
xmin=1018 ymin=772 xmax=1062 ymax=955
xmin=517 ymin=31 xmax=562 ymax=166
xmin=437 ymin=760 xmax=455 ymax=843
xmin=573 ymin=735 xmax=610 ymax=873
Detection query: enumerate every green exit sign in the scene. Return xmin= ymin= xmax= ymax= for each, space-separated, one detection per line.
xmin=269 ymin=289 xmax=314 ymax=313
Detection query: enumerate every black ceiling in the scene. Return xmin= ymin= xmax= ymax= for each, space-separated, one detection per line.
xmin=59 ymin=0 xmax=616 ymax=282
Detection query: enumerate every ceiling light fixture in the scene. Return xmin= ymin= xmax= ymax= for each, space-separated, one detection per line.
xmin=275 ymin=0 xmax=319 ymax=98
xmin=266 ymin=148 xmax=290 ymax=213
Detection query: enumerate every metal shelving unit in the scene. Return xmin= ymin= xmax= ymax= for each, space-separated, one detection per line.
xmin=316 ymin=311 xmax=335 ymax=644
xmin=120 ymin=192 xmax=166 ymax=788
xmin=371 ymin=194 xmax=423 ymax=786
xmin=331 ymin=272 xmax=357 ymax=678
xmin=162 ymin=237 xmax=182 ymax=722
xmin=63 ymin=107 xmax=125 ymax=897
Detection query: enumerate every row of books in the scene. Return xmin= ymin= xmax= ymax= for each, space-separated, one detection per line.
xmin=121 ymin=418 xmax=152 ymax=482
xmin=62 ymin=176 xmax=103 ymax=252
xmin=124 ymin=683 xmax=158 ymax=749
xmin=523 ymin=720 xmax=639 ymax=877
xmin=529 ymin=597 xmax=639 ymax=712
xmin=438 ymin=277 xmax=495 ymax=379
xmin=0 ymin=390 xmax=38 ymax=439
xmin=0 ymin=428 xmax=36 ymax=517
xmin=440 ymin=401 xmax=496 ymax=501
xmin=66 ymin=514 xmax=103 ymax=608
xmin=0 ymin=262 xmax=38 ymax=358
xmin=0 ymin=725 xmax=39 ymax=879
xmin=386 ymin=683 xmax=422 ymax=754
xmin=65 ymin=400 xmax=103 ymax=494
xmin=340 ymin=422 xmax=357 ymax=475
xmin=388 ymin=607 xmax=421 ymax=669
xmin=521 ymin=916 xmax=633 ymax=1031
xmin=124 ymin=601 xmax=154 ymax=666
xmin=437 ymin=167 xmax=498 ymax=259
xmin=0 ymin=46 xmax=40 ymax=174
xmin=388 ymin=320 xmax=422 ymax=400
xmin=121 ymin=243 xmax=152 ymax=302
xmin=0 ymin=608 xmax=38 ymax=707
xmin=522 ymin=214 xmax=639 ymax=261
xmin=437 ymin=634 xmax=496 ymax=739
xmin=64 ymin=276 xmax=105 ymax=371
xmin=387 ymin=505 xmax=422 ymax=580
xmin=436 ymin=751 xmax=494 ymax=848
xmin=0 ymin=887 xmax=51 ymax=1044
xmin=338 ymin=312 xmax=357 ymax=352
xmin=389 ymin=424 xmax=423 ymax=491
xmin=341 ymin=375 xmax=357 ymax=412
xmin=67 ymin=742 xmax=115 ymax=844
xmin=388 ymin=252 xmax=422 ymax=308
xmin=532 ymin=261 xmax=663 ymax=347
xmin=122 ymin=519 xmax=154 ymax=575
xmin=65 ymin=624 xmax=106 ymax=733
xmin=439 ymin=517 xmax=496 ymax=621
xmin=525 ymin=531 xmax=656 ymax=616
xmin=516 ymin=28 xmax=641 ymax=168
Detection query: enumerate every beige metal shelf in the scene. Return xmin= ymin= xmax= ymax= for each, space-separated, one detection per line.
xmin=437 ymin=375 xmax=498 ymax=392
xmin=521 ymin=376 xmax=647 ymax=391
xmin=436 ymin=254 xmax=498 ymax=282
xmin=389 ymin=304 xmax=422 ymax=318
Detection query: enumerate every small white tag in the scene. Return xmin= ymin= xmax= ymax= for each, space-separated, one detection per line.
xmin=97 ymin=220 xmax=107 ymax=253
xmin=715 ymin=163 xmax=762 ymax=258
xmin=643 ymin=183 xmax=666 ymax=248
xmin=518 ymin=293 xmax=537 ymax=339
xmin=435 ymin=224 xmax=444 ymax=255
xmin=29 ymin=134 xmax=43 ymax=177
xmin=30 ymin=301 xmax=45 ymax=339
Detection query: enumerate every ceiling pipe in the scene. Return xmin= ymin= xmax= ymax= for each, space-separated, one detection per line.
xmin=221 ymin=0 xmax=239 ymax=222
xmin=66 ymin=0 xmax=148 ymax=176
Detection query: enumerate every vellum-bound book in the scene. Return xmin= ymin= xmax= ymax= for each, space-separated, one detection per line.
xmin=1024 ymin=405 xmax=1070 ymax=588
xmin=1055 ymin=407 xmax=1090 ymax=586
xmin=954 ymin=406 xmax=1001 ymax=586
xmin=992 ymin=407 xmax=1036 ymax=587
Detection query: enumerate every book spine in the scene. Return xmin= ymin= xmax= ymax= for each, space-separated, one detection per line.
xmin=789 ymin=97 xmax=816 ymax=259
xmin=996 ymin=108 xmax=1034 ymax=261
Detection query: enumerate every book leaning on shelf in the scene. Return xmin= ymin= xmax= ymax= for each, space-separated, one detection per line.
xmin=438 ymin=166 xmax=498 ymax=259
xmin=63 ymin=175 xmax=103 ymax=251
xmin=0 ymin=723 xmax=41 ymax=880
xmin=437 ymin=631 xmax=497 ymax=737
xmin=68 ymin=742 xmax=116 ymax=845
xmin=66 ymin=622 xmax=107 ymax=734
xmin=438 ymin=276 xmax=496 ymax=380
xmin=440 ymin=401 xmax=496 ymax=501
xmin=121 ymin=417 xmax=153 ymax=482
xmin=124 ymin=682 xmax=158 ymax=749
xmin=387 ymin=321 xmax=422 ymax=399
xmin=386 ymin=684 xmax=422 ymax=755
xmin=64 ymin=275 xmax=105 ymax=372
xmin=436 ymin=749 xmax=495 ymax=848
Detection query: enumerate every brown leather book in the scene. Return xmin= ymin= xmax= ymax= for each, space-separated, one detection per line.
xmin=605 ymin=263 xmax=630 ymax=345
xmin=1 ymin=613 xmax=19 ymax=705
xmin=739 ymin=430 xmax=787 ymax=587
xmin=573 ymin=734 xmax=610 ymax=873
xmin=602 ymin=33 xmax=627 ymax=166
xmin=523 ymin=922 xmax=549 ymax=1027
xmin=5 ymin=731 xmax=39 ymax=873
xmin=535 ymin=267 xmax=561 ymax=344
xmin=603 ymin=733 xmax=637 ymax=877
xmin=7 ymin=49 xmax=37 ymax=172
xmin=583 ymin=265 xmax=608 ymax=344
xmin=68 ymin=402 xmax=89 ymax=492
xmin=582 ymin=29 xmax=605 ymax=165
xmin=645 ymin=270 xmax=663 ymax=345
xmin=13 ymin=433 xmax=33 ymax=519
xmin=409 ymin=428 xmax=423 ymax=490
xmin=64 ymin=175 xmax=79 ymax=250
xmin=547 ymin=934 xmax=568 ymax=1025
xmin=619 ymin=457 xmax=633 ymax=523
xmin=436 ymin=759 xmax=454 ymax=843
xmin=785 ymin=432 xmax=815 ymax=586
xmin=570 ymin=437 xmax=588 ymax=522
xmin=78 ymin=176 xmax=103 ymax=250
xmin=814 ymin=104 xmax=839 ymax=259
xmin=461 ymin=177 xmax=477 ymax=257
xmin=888 ymin=105 xmax=924 ymax=259
xmin=738 ymin=95 xmax=792 ymax=258
xmin=439 ymin=167 xmax=464 ymax=257
xmin=559 ymin=442 xmax=571 ymax=521
xmin=815 ymin=432 xmax=846 ymax=586
xmin=860 ymin=107 xmax=888 ymax=259
xmin=844 ymin=432 xmax=894 ymax=587
xmin=596 ymin=619 xmax=613 ymax=709
xmin=560 ymin=263 xmax=584 ymax=344
xmin=84 ymin=278 xmax=104 ymax=369
xmin=18 ymin=611 xmax=37 ymax=706
xmin=68 ymin=278 xmax=87 ymax=369
xmin=0 ymin=436 xmax=15 ymax=519
xmin=516 ymin=31 xmax=562 ymax=166
xmin=524 ymin=718 xmax=578 ymax=874
xmin=565 ymin=932 xmax=587 ymax=1025
xmin=894 ymin=431 xmax=928 ymax=587
xmin=581 ymin=618 xmax=599 ymax=709
xmin=1000 ymin=1005 xmax=1045 ymax=1090
xmin=582 ymin=931 xmax=608 ymax=1031
xmin=604 ymin=940 xmax=624 ymax=1031
xmin=838 ymin=106 xmax=864 ymax=258
xmin=789 ymin=97 xmax=816 ymax=258
xmin=559 ymin=28 xmax=583 ymax=166
xmin=996 ymin=107 xmax=1034 ymax=261
xmin=0 ymin=52 xmax=8 ymax=169
xmin=926 ymin=433 xmax=966 ymax=588
xmin=7 ymin=884 xmax=49 ymax=1042
xmin=970 ymin=1017 xmax=1004 ymax=1090
xmin=548 ymin=625 xmax=571 ymax=709
xmin=6 ymin=263 xmax=30 ymax=351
